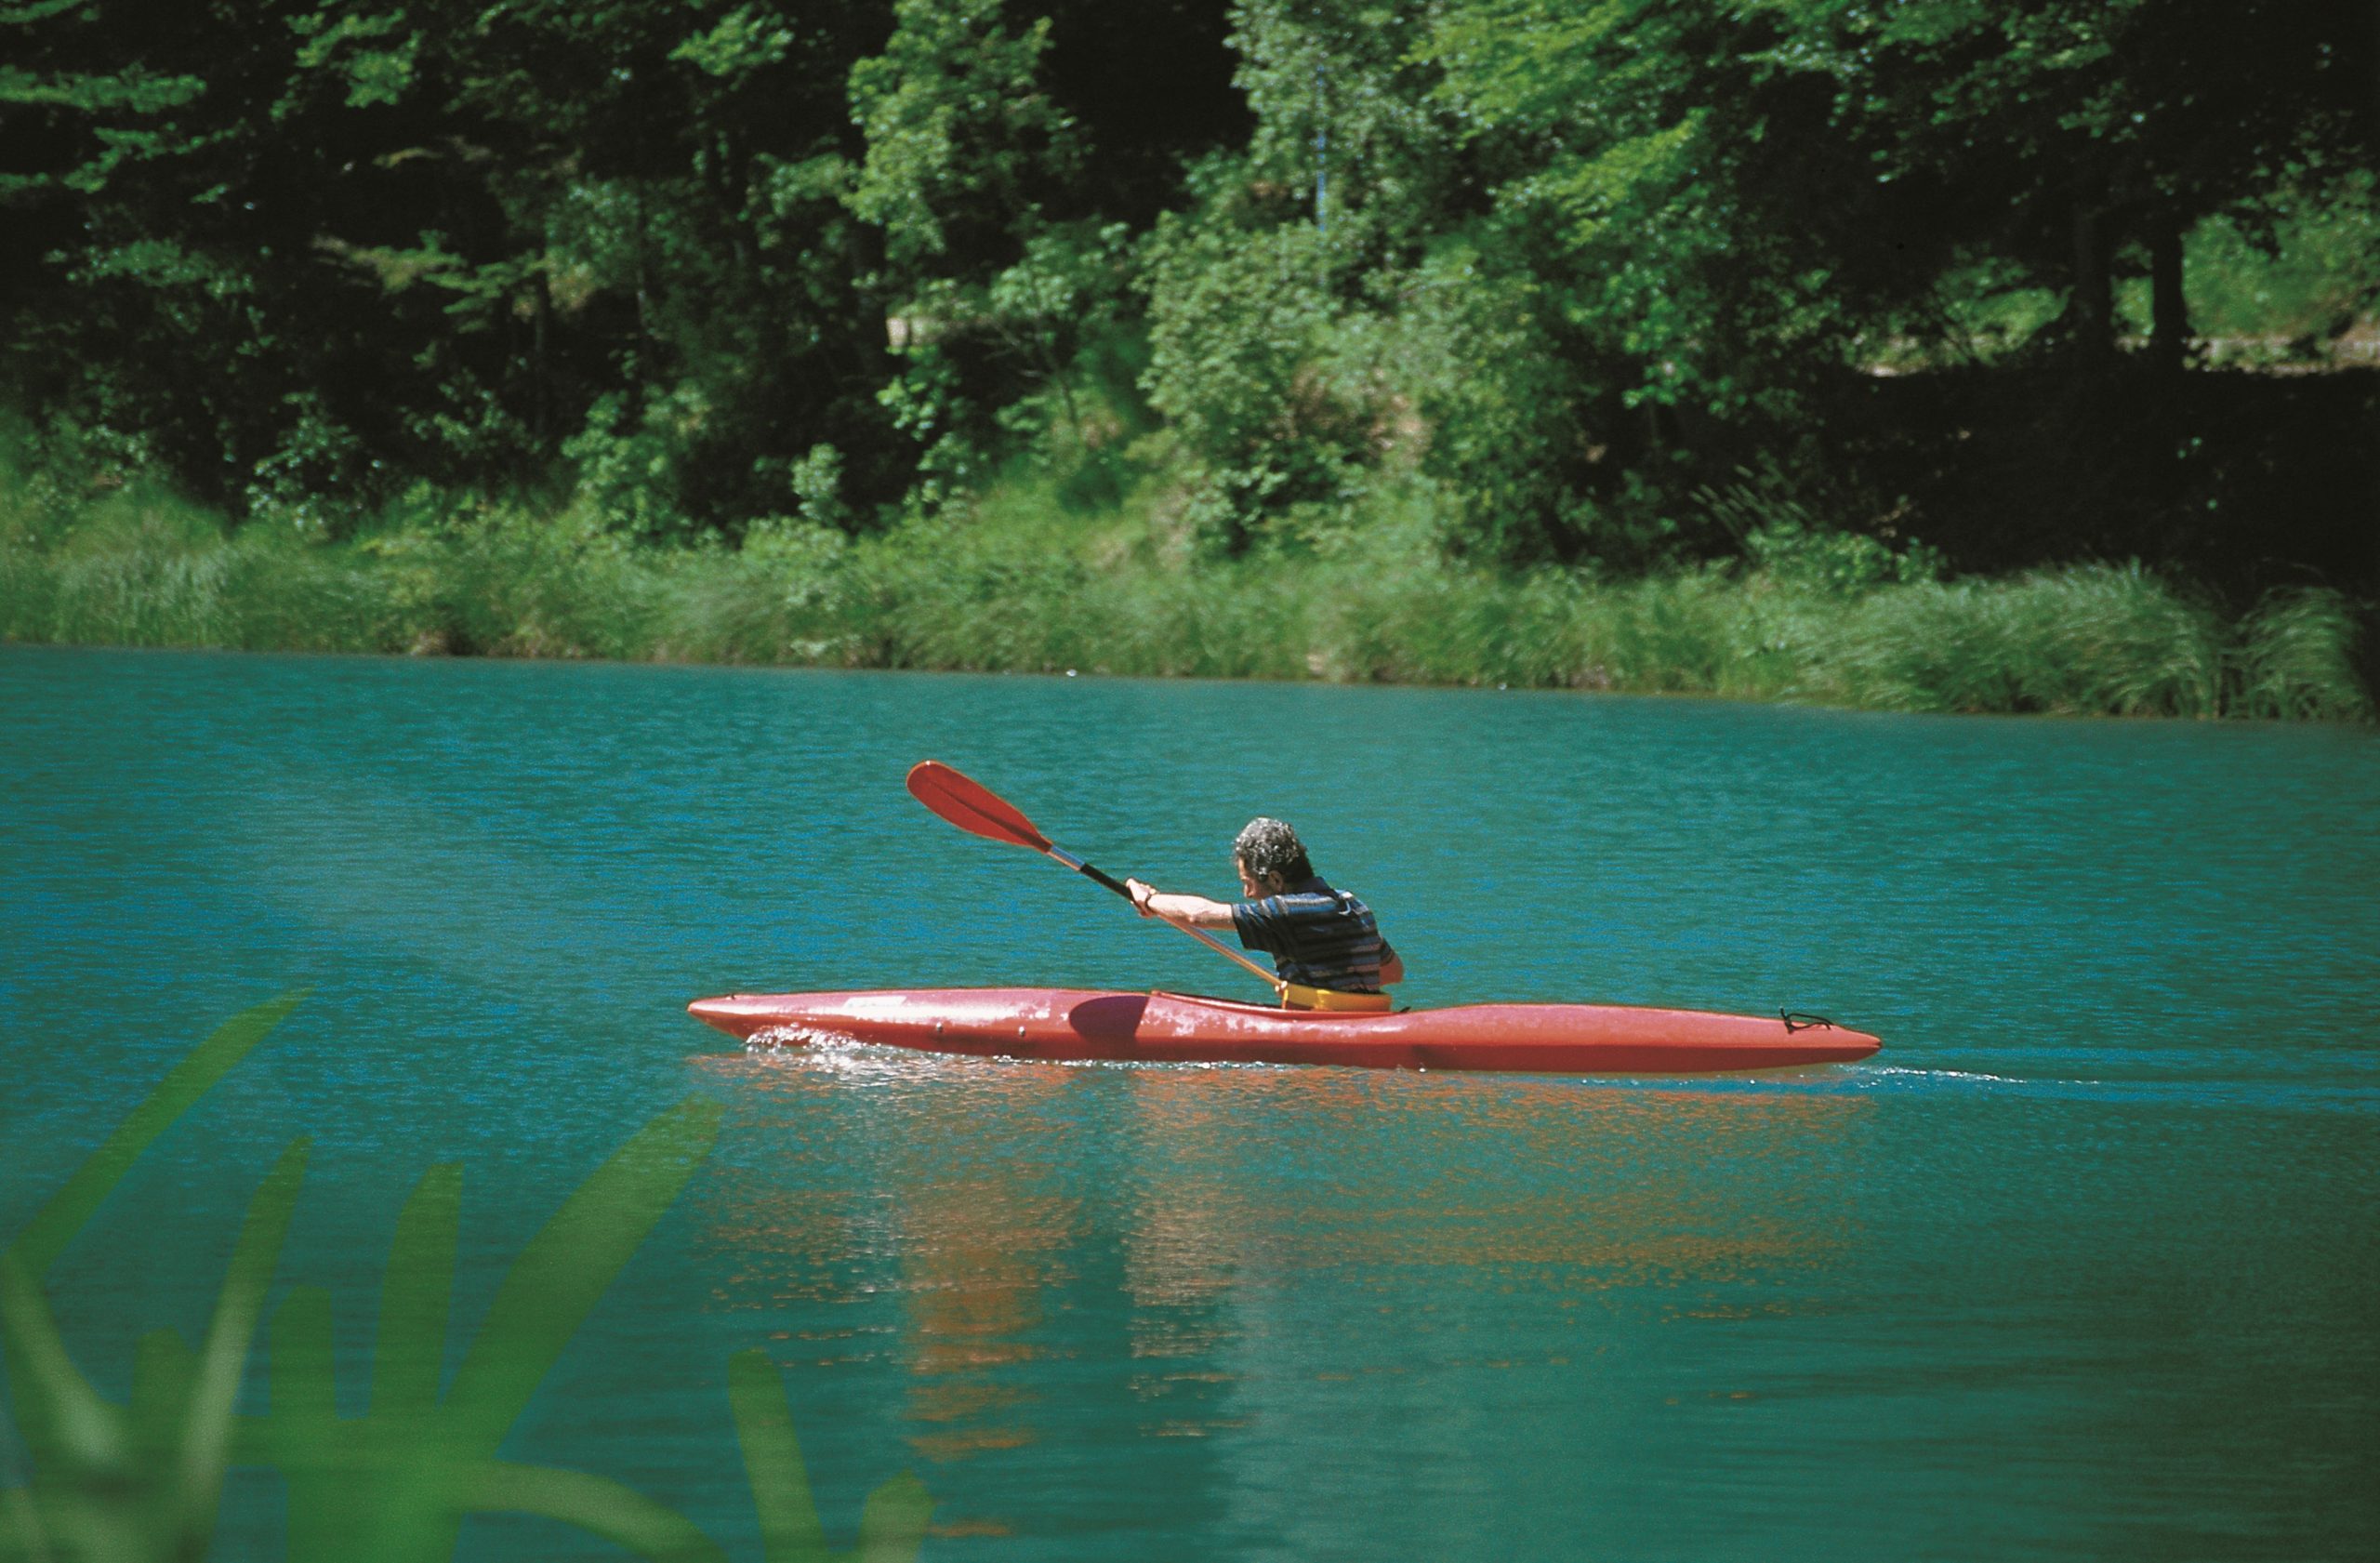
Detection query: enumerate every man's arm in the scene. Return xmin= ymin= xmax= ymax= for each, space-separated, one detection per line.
xmin=1379 ymin=947 xmax=1406 ymax=986
xmin=1125 ymin=879 xmax=1238 ymax=930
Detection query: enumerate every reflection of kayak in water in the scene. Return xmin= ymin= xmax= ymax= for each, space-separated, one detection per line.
xmin=686 ymin=988 xmax=1882 ymax=1074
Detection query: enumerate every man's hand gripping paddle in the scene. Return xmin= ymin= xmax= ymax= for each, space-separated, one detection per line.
xmin=906 ymin=761 xmax=1283 ymax=997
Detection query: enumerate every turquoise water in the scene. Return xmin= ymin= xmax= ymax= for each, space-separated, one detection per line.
xmin=3 ymin=645 xmax=2375 ymax=1560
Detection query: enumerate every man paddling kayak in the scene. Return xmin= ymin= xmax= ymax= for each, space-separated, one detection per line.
xmin=1126 ymin=818 xmax=1404 ymax=1010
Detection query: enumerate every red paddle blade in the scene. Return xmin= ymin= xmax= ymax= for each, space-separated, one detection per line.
xmin=906 ymin=761 xmax=1052 ymax=852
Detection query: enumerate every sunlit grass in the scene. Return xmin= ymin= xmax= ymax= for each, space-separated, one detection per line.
xmin=2230 ymin=588 xmax=2373 ymax=722
xmin=0 ymin=464 xmax=2367 ymax=722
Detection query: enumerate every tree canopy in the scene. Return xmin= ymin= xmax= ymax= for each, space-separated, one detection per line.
xmin=3 ymin=0 xmax=2373 ymax=587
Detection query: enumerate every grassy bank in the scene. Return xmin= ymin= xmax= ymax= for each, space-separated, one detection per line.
xmin=1 ymin=473 xmax=2368 ymax=722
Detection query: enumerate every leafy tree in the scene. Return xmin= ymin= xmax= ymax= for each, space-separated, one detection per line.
xmin=1725 ymin=0 xmax=2379 ymax=363
xmin=847 ymin=0 xmax=1129 ymax=508
xmin=1 ymin=0 xmax=2371 ymax=583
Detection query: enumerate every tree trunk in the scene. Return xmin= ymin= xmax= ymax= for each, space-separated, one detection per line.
xmin=2071 ymin=192 xmax=2111 ymax=361
xmin=2149 ymin=206 xmax=2188 ymax=369
xmin=630 ymin=180 xmax=654 ymax=418
xmin=532 ymin=263 xmax=552 ymax=446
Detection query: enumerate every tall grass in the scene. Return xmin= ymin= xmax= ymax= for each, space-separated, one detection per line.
xmin=1803 ymin=566 xmax=2231 ymax=716
xmin=1 ymin=472 xmax=2368 ymax=721
xmin=3 ymin=996 xmax=932 ymax=1563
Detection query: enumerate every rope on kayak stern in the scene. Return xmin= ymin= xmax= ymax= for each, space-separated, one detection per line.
xmin=1779 ymin=1010 xmax=1840 ymax=1033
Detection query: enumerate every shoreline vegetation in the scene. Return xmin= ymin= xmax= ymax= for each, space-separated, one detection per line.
xmin=4 ymin=470 xmax=2368 ymax=722
xmin=5 ymin=4 xmax=2373 ymax=724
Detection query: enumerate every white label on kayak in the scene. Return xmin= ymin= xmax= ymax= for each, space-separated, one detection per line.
xmin=843 ymin=995 xmax=916 ymax=1018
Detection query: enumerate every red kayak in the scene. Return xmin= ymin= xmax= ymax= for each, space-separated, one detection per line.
xmin=685 ymin=987 xmax=1881 ymax=1074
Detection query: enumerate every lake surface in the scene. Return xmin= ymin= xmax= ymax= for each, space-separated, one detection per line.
xmin=3 ymin=645 xmax=2375 ymax=1561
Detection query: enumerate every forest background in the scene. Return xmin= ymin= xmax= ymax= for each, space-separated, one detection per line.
xmin=3 ymin=0 xmax=2375 ymax=718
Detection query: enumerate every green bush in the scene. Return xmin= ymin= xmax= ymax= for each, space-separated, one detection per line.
xmin=1808 ymin=566 xmax=2228 ymax=716
xmin=2231 ymin=589 xmax=2373 ymax=721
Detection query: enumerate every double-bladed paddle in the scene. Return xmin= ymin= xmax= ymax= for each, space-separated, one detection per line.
xmin=905 ymin=760 xmax=1284 ymax=996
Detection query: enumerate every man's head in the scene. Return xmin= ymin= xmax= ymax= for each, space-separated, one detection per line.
xmin=1232 ymin=816 xmax=1312 ymax=897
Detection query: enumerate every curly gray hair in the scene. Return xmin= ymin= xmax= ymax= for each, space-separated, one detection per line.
xmin=1232 ymin=817 xmax=1313 ymax=883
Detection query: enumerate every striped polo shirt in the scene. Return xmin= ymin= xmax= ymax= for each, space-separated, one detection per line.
xmin=1231 ymin=877 xmax=1395 ymax=993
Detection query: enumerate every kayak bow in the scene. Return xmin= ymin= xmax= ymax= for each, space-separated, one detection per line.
xmin=686 ymin=987 xmax=1881 ymax=1074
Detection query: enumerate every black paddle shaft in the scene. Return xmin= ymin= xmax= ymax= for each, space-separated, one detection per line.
xmin=1047 ymin=845 xmax=1132 ymax=900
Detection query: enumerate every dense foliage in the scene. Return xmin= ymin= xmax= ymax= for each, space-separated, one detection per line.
xmin=3 ymin=0 xmax=2374 ymax=591
xmin=7 ymin=471 xmax=2370 ymax=721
